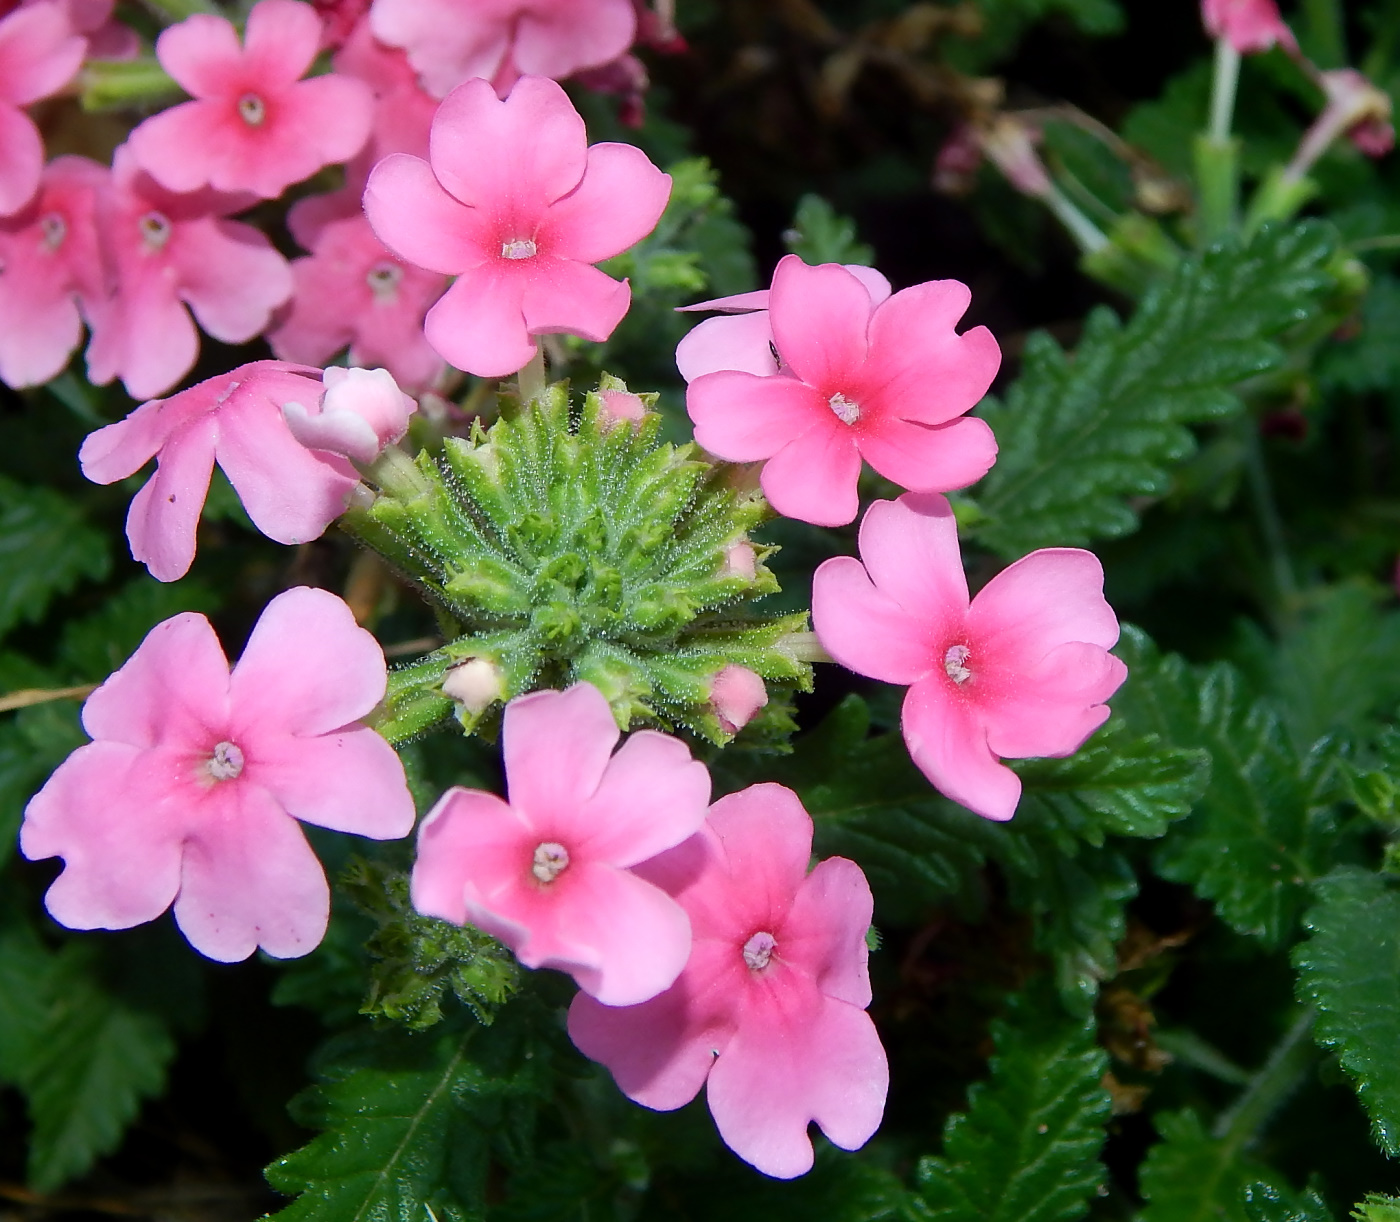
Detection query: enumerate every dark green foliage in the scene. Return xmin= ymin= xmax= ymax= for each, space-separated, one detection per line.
xmin=1137 ymin=1111 xmax=1286 ymax=1222
xmin=0 ymin=695 xmax=86 ymax=867
xmin=56 ymin=576 xmax=220 ymax=680
xmin=783 ymin=195 xmax=875 ymax=266
xmin=1243 ymin=1182 xmax=1335 ymax=1222
xmin=1353 ymin=1195 xmax=1400 ymax=1222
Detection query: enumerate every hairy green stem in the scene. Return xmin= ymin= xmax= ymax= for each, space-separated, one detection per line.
xmin=1195 ymin=39 xmax=1243 ymax=244
xmin=1212 ymin=1007 xmax=1318 ymax=1147
xmin=1208 ymin=38 xmax=1241 ymax=145
xmin=1243 ymin=425 xmax=1299 ymax=611
xmin=517 ymin=347 xmax=547 ymax=403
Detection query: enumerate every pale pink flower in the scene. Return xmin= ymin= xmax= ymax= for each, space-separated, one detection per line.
xmin=364 ymin=75 xmax=671 ymax=379
xmin=0 ymin=155 xmax=105 ymax=388
xmin=411 ymin=683 xmax=711 ymax=1006
xmin=568 ymin=783 xmax=887 ymax=1180
xmin=368 ymin=0 xmax=636 ymax=99
xmin=686 ymin=256 xmax=1001 ymax=527
xmin=84 ymin=144 xmax=293 ymax=401
xmin=0 ymin=1 xmax=85 ymax=215
xmin=79 ymin=360 xmax=358 ymax=582
xmin=1201 ymin=0 xmax=1297 ymax=53
xmin=811 ymin=493 xmax=1127 ymax=822
xmin=20 ymin=587 xmax=416 ymax=962
xmin=128 ymin=0 xmax=373 ymax=199
xmin=281 ymin=365 xmax=416 ymax=464
xmin=709 ymin=664 xmax=767 ymax=735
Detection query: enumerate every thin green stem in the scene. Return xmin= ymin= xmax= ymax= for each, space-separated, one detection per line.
xmin=360 ymin=446 xmax=432 ymax=500
xmin=1243 ymin=424 xmax=1300 ymax=612
xmin=1352 ymin=234 xmax=1400 ymax=252
xmin=1212 ymin=1007 xmax=1318 ymax=1147
xmin=517 ymin=346 xmax=547 ymax=402
xmin=1209 ymin=38 xmax=1242 ymax=145
xmin=1043 ymin=186 xmax=1109 ymax=254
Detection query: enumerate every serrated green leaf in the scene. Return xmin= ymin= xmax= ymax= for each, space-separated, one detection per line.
xmin=1353 ymin=1195 xmax=1400 ymax=1222
xmin=783 ymin=195 xmax=874 ymax=266
xmin=969 ymin=223 xmax=1338 ymax=556
xmin=1293 ymin=868 xmax=1400 ymax=1155
xmin=1243 ymin=1182 xmax=1334 ymax=1222
xmin=1138 ymin=1111 xmax=1286 ymax=1222
xmin=913 ymin=986 xmax=1110 ymax=1222
xmin=0 ymin=918 xmax=53 ymax=1084
xmin=0 ymin=476 xmax=110 ymax=640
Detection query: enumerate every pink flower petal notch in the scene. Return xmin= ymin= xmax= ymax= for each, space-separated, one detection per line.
xmin=568 ymin=782 xmax=888 ymax=1180
xmin=20 ymin=587 xmax=417 ymax=962
xmin=685 ymin=255 xmax=1002 ymax=527
xmin=411 ymin=683 xmax=711 ymax=1007
xmin=811 ymin=493 xmax=1128 ymax=822
xmin=79 ymin=360 xmax=359 ymax=582
xmin=127 ymin=0 xmax=373 ymax=199
xmin=363 ymin=74 xmax=672 ymax=379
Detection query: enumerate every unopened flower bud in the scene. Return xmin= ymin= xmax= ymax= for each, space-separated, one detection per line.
xmin=709 ymin=664 xmax=768 ymax=735
xmin=722 ymin=541 xmax=757 ymax=580
xmin=981 ymin=116 xmax=1052 ymax=199
xmin=441 ymin=657 xmax=504 ymax=714
xmin=283 ymin=366 xmax=417 ymax=464
xmin=599 ymin=388 xmax=648 ymax=428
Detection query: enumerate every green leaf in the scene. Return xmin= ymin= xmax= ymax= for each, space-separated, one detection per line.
xmin=1243 ymin=1182 xmax=1334 ymax=1222
xmin=1353 ymin=1195 xmax=1400 ymax=1222
xmin=1293 ymin=868 xmax=1400 ymax=1156
xmin=783 ymin=195 xmax=874 ymax=266
xmin=0 ymin=476 xmax=110 ymax=640
xmin=1137 ymin=1111 xmax=1286 ymax=1222
xmin=913 ymin=986 xmax=1110 ymax=1222
xmin=57 ymin=577 xmax=220 ymax=681
xmin=968 ymin=222 xmax=1339 ymax=556
xmin=0 ymin=918 xmax=53 ymax=1084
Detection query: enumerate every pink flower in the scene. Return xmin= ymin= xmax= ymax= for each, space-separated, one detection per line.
xmin=0 ymin=155 xmax=105 ymax=388
xmin=20 ymin=587 xmax=416 ymax=962
xmin=811 ymin=493 xmax=1127 ymax=822
xmin=363 ymin=75 xmax=671 ymax=379
xmin=411 ymin=683 xmax=711 ymax=1006
xmin=84 ymin=144 xmax=293 ymax=401
xmin=709 ymin=664 xmax=767 ymax=735
xmin=79 ymin=360 xmax=358 ymax=582
xmin=0 ymin=1 xmax=85 ymax=215
xmin=1201 ymin=0 xmax=1297 ymax=54
xmin=1320 ymin=68 xmax=1394 ymax=158
xmin=281 ymin=365 xmax=416 ymax=464
xmin=128 ymin=0 xmax=373 ymax=199
xmin=686 ymin=256 xmax=1001 ymax=527
xmin=368 ymin=0 xmax=636 ymax=99
xmin=568 ymin=783 xmax=887 ymax=1180
xmin=332 ymin=16 xmax=436 ymax=176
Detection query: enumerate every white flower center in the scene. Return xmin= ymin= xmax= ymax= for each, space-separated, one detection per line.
xmin=206 ymin=740 xmax=245 ymax=782
xmin=828 ymin=392 xmax=861 ymax=425
xmin=501 ymin=238 xmax=537 ymax=260
xmin=40 ymin=213 xmax=65 ymax=250
xmin=139 ymin=211 xmax=171 ymax=252
xmin=238 ymin=93 xmax=266 ymax=126
xmin=366 ymin=261 xmax=402 ymax=300
xmin=742 ymin=931 xmax=776 ymax=971
xmin=532 ymin=841 xmax=570 ymax=883
xmin=944 ymin=643 xmax=972 ymax=685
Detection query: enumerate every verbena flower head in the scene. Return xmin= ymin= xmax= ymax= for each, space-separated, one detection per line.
xmin=363 ymin=74 xmax=671 ymax=379
xmin=1201 ymin=0 xmax=1297 ymax=54
xmin=128 ymin=0 xmax=373 ymax=199
xmin=20 ymin=587 xmax=415 ymax=962
xmin=411 ymin=682 xmax=711 ymax=1006
xmin=685 ymin=255 xmax=1002 ymax=527
xmin=79 ymin=360 xmax=359 ymax=581
xmin=811 ymin=493 xmax=1127 ymax=821
xmin=281 ymin=365 xmax=416 ymax=464
xmin=568 ymin=782 xmax=888 ymax=1180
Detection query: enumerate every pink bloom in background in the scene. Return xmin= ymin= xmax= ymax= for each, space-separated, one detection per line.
xmin=368 ymin=0 xmax=636 ymax=99
xmin=1319 ymin=68 xmax=1395 ymax=158
xmin=333 ymin=17 xmax=436 ymax=177
xmin=568 ymin=783 xmax=887 ymax=1180
xmin=412 ymin=683 xmax=711 ymax=1006
xmin=1201 ymin=0 xmax=1297 ymax=54
xmin=128 ymin=0 xmax=373 ymax=199
xmin=84 ymin=145 xmax=293 ymax=400
xmin=686 ymin=256 xmax=1001 ymax=527
xmin=79 ymin=360 xmax=358 ymax=581
xmin=364 ymin=75 xmax=671 ymax=379
xmin=281 ymin=365 xmax=416 ymax=464
xmin=811 ymin=493 xmax=1126 ymax=822
xmin=312 ymin=0 xmax=370 ymax=48
xmin=0 ymin=1 xmax=85 ymax=215
xmin=0 ymin=155 xmax=105 ymax=388
xmin=20 ymin=587 xmax=416 ymax=962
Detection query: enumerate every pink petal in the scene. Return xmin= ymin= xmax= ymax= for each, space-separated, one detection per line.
xmin=422 ymin=263 xmax=536 ymax=377
xmin=123 ymin=417 xmax=218 ymax=582
xmin=0 ymin=286 xmax=83 ymax=387
xmin=538 ymin=143 xmax=670 ymax=264
xmin=969 ymin=548 xmax=1120 ymax=661
xmin=127 ymin=102 xmax=228 ymax=195
xmin=241 ymin=0 xmax=322 ymax=84
xmin=767 ymin=256 xmax=872 ymax=391
xmin=174 ymin=217 xmax=293 ymax=342
xmin=0 ymin=3 xmax=84 ymax=106
xmin=675 ymin=312 xmax=780 ymax=382
xmin=511 ymin=0 xmax=635 ymax=78
xmin=520 ymin=255 xmax=630 ymax=342
xmin=0 ymin=104 xmax=43 ymax=215
xmin=847 ymin=264 xmax=893 ymax=303
xmin=858 ymin=493 xmax=970 ymax=620
xmin=901 ymin=675 xmax=1021 ymax=821
xmin=701 ymin=784 xmax=813 ymax=936
xmin=759 ymin=424 xmax=862 ymax=526
xmin=857 ymin=413 xmax=998 ymax=494
xmin=502 ymin=684 xmax=620 ymax=824
xmin=368 ymin=0 xmax=510 ymax=98
xmin=780 ymin=857 xmax=874 ymax=1008
xmin=411 ymin=787 xmax=523 ymax=926
xmin=85 ymin=275 xmax=201 ymax=401
xmin=153 ymin=11 xmax=243 ymax=97
xmin=687 ymin=370 xmax=823 ymax=461
xmin=979 ymin=641 xmax=1126 ymax=760
xmin=172 ymin=781 xmax=330 ymax=961
xmin=233 ymin=73 xmax=372 ymax=196
xmin=364 ymin=152 xmax=488 ymax=275
xmin=676 ymin=289 xmax=770 ymax=313
xmin=810 ymin=556 xmax=939 ymax=685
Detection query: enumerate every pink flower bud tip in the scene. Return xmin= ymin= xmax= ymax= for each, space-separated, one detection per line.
xmin=1202 ymin=0 xmax=1297 ymax=54
xmin=441 ymin=656 xmax=504 ymax=713
xmin=282 ymin=366 xmax=416 ymax=464
xmin=599 ymin=388 xmax=648 ymax=426
xmin=722 ymin=541 xmax=757 ymax=580
xmin=709 ymin=664 xmax=768 ymax=735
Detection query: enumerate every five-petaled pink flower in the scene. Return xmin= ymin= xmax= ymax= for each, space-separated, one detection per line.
xmin=811 ymin=493 xmax=1127 ymax=822
xmin=364 ymin=74 xmax=671 ymax=379
xmin=368 ymin=0 xmax=636 ymax=99
xmin=20 ymin=587 xmax=416 ymax=962
xmin=79 ymin=360 xmax=359 ymax=582
xmin=568 ymin=782 xmax=888 ymax=1180
xmin=411 ymin=682 xmax=711 ymax=1006
xmin=1201 ymin=0 xmax=1297 ymax=54
xmin=685 ymin=256 xmax=1001 ymax=527
xmin=128 ymin=0 xmax=373 ymax=199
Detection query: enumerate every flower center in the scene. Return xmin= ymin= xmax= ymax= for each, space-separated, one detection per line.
xmin=138 ymin=211 xmax=171 ymax=252
xmin=40 ymin=213 xmax=65 ymax=250
xmin=501 ymin=238 xmax=537 ymax=260
xmin=238 ymin=93 xmax=266 ymax=126
xmin=206 ymin=740 xmax=245 ymax=782
xmin=366 ymin=261 xmax=402 ymax=300
xmin=531 ymin=841 xmax=569 ymax=884
xmin=944 ymin=643 xmax=972 ymax=685
xmin=742 ymin=931 xmax=776 ymax=971
xmin=828 ymin=392 xmax=861 ymax=425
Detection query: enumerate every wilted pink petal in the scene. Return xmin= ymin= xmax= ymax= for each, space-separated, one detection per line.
xmin=1201 ymin=0 xmax=1297 ymax=53
xmin=281 ymin=366 xmax=416 ymax=464
xmin=20 ymin=588 xmax=415 ymax=961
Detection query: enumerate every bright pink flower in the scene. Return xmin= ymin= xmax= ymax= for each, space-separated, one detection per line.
xmin=1201 ymin=0 xmax=1297 ymax=54
xmin=0 ymin=1 xmax=85 ymax=215
xmin=364 ymin=75 xmax=671 ymax=379
xmin=20 ymin=587 xmax=416 ymax=962
xmin=709 ymin=664 xmax=767 ymax=735
xmin=411 ymin=683 xmax=711 ymax=1006
xmin=281 ymin=365 xmax=416 ymax=464
xmin=84 ymin=144 xmax=293 ymax=401
xmin=811 ymin=493 xmax=1127 ymax=822
xmin=568 ymin=783 xmax=887 ymax=1180
xmin=368 ymin=0 xmax=636 ymax=99
xmin=79 ymin=360 xmax=358 ymax=582
xmin=128 ymin=0 xmax=373 ymax=199
xmin=686 ymin=256 xmax=1001 ymax=527
xmin=0 ymin=155 xmax=105 ymax=388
